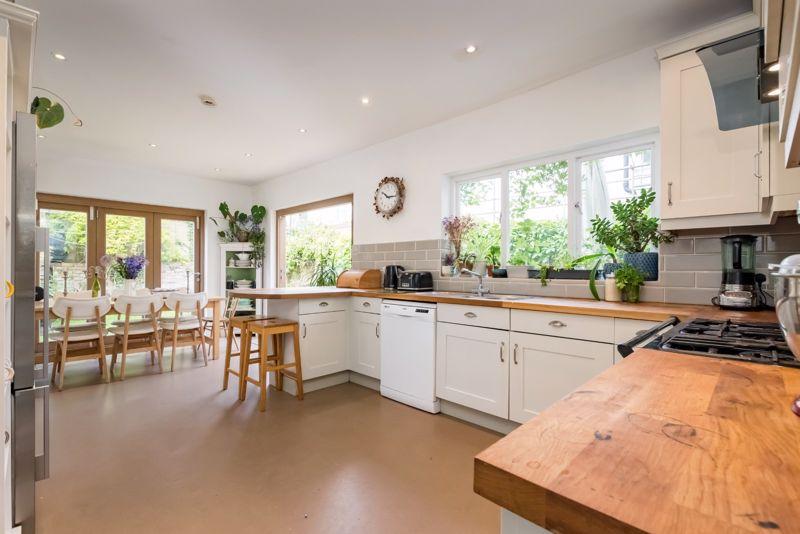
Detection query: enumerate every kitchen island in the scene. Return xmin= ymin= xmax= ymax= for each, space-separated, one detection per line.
xmin=474 ymin=348 xmax=800 ymax=533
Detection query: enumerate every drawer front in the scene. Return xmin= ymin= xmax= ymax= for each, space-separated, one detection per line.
xmin=510 ymin=310 xmax=613 ymax=343
xmin=438 ymin=304 xmax=509 ymax=330
xmin=299 ymin=297 xmax=348 ymax=315
xmin=351 ymin=296 xmax=382 ymax=314
xmin=613 ymin=318 xmax=660 ymax=344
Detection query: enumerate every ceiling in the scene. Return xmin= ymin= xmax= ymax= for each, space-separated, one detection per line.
xmin=23 ymin=0 xmax=752 ymax=184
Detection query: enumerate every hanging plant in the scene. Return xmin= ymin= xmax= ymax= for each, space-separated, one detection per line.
xmin=30 ymin=96 xmax=65 ymax=129
xmin=211 ymin=202 xmax=267 ymax=267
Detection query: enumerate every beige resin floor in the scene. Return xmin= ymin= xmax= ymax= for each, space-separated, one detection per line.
xmin=36 ymin=347 xmax=500 ymax=533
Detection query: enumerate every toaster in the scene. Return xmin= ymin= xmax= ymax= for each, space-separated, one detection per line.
xmin=397 ymin=270 xmax=434 ymax=291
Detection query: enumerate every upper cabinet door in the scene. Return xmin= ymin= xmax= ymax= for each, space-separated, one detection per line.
xmin=661 ymin=51 xmax=762 ymax=219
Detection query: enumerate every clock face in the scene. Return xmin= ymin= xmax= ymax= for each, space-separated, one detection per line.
xmin=373 ymin=177 xmax=405 ymax=219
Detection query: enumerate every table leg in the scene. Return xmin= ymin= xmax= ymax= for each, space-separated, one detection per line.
xmin=211 ymin=299 xmax=222 ymax=360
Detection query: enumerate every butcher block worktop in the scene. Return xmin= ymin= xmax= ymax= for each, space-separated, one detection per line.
xmin=230 ymin=287 xmax=777 ymax=322
xmin=474 ymin=349 xmax=800 ymax=533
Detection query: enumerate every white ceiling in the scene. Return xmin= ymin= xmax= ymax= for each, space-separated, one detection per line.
xmin=23 ymin=0 xmax=752 ymax=184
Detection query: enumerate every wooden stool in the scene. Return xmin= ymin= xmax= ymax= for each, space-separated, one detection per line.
xmin=222 ymin=314 xmax=271 ymax=395
xmin=241 ymin=319 xmax=304 ymax=411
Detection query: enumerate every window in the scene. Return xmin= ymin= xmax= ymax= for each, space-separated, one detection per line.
xmin=37 ymin=194 xmax=203 ymax=296
xmin=453 ymin=137 xmax=656 ymax=266
xmin=276 ymin=195 xmax=353 ymax=287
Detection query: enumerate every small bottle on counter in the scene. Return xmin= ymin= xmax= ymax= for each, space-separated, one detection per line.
xmin=605 ymin=272 xmax=621 ymax=302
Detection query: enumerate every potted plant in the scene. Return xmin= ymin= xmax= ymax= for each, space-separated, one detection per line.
xmin=615 ymin=264 xmax=646 ymax=303
xmin=460 ymin=253 xmax=477 ymax=272
xmin=101 ymin=254 xmax=148 ymax=296
xmin=211 ymin=202 xmax=267 ymax=267
xmin=588 ymin=189 xmax=672 ymax=281
xmin=485 ymin=245 xmax=500 ymax=277
xmin=571 ymin=246 xmax=619 ymax=300
xmin=441 ymin=253 xmax=455 ymax=277
xmin=441 ymin=215 xmax=475 ymax=270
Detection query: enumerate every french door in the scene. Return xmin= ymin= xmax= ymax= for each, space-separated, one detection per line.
xmin=37 ymin=194 xmax=203 ymax=294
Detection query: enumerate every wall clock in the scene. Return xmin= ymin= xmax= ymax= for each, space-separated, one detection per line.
xmin=373 ymin=176 xmax=405 ymax=219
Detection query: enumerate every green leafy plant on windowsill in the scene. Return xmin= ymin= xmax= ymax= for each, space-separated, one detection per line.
xmin=589 ymin=189 xmax=672 ymax=254
xmin=615 ymin=264 xmax=646 ymax=303
xmin=571 ymin=246 xmax=619 ymax=300
xmin=211 ymin=202 xmax=267 ymax=267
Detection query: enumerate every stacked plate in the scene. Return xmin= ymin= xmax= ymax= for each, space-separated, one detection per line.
xmin=235 ymin=260 xmax=253 ymax=267
xmin=235 ymin=279 xmax=253 ymax=289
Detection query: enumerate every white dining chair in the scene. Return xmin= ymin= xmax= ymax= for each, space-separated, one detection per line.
xmin=50 ymin=296 xmax=112 ymax=390
xmin=159 ymin=292 xmax=208 ymax=371
xmin=110 ymin=295 xmax=163 ymax=379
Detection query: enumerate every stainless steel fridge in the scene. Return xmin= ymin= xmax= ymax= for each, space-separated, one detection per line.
xmin=10 ymin=111 xmax=50 ymax=533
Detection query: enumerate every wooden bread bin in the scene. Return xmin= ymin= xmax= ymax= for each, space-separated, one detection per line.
xmin=336 ymin=269 xmax=382 ymax=289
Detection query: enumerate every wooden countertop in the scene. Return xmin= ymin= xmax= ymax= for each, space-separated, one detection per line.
xmin=474 ymin=349 xmax=800 ymax=533
xmin=230 ymin=287 xmax=777 ymax=322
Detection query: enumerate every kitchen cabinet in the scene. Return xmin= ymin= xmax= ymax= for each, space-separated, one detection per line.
xmin=349 ymin=309 xmax=380 ymax=379
xmin=436 ymin=322 xmax=510 ymax=418
xmin=660 ymin=50 xmax=763 ymax=220
xmin=298 ymin=310 xmax=348 ymax=380
xmin=509 ymin=332 xmax=615 ymax=424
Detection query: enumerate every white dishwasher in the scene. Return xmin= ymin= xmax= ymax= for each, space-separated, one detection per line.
xmin=380 ymin=300 xmax=440 ymax=413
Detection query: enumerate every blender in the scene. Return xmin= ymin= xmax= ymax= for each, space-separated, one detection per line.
xmin=715 ymin=235 xmax=766 ymax=309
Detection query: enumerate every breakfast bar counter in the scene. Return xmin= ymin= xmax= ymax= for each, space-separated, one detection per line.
xmin=473 ymin=348 xmax=800 ymax=533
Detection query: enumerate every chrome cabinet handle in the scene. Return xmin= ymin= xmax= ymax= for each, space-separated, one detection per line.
xmin=375 ymin=323 xmax=380 ymax=338
xmin=667 ymin=182 xmax=673 ymax=206
xmin=548 ymin=320 xmax=566 ymax=328
xmin=464 ymin=312 xmax=477 ymax=318
xmin=499 ymin=341 xmax=505 ymax=363
xmin=302 ymin=324 xmax=307 ymax=338
xmin=319 ymin=301 xmax=329 ymax=307
xmin=513 ymin=344 xmax=518 ymax=365
xmin=753 ymin=149 xmax=762 ymax=179
xmin=362 ymin=301 xmax=371 ymax=307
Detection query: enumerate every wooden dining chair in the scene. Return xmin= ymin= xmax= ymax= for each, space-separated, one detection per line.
xmin=110 ymin=295 xmax=163 ymax=379
xmin=159 ymin=292 xmax=208 ymax=371
xmin=50 ymin=296 xmax=112 ymax=390
xmin=204 ymin=295 xmax=239 ymax=351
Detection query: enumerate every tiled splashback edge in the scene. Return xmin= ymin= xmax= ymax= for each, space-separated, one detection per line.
xmin=351 ymin=216 xmax=800 ymax=306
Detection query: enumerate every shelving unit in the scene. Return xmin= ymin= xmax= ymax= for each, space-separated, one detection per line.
xmin=220 ymin=242 xmax=263 ymax=316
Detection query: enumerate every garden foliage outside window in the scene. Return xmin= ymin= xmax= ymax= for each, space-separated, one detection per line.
xmin=453 ymin=138 xmax=655 ymax=268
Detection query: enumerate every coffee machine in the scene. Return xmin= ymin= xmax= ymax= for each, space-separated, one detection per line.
xmin=714 ymin=235 xmax=766 ymax=309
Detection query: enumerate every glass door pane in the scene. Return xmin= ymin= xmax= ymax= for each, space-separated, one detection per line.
xmin=159 ymin=218 xmax=197 ymax=292
xmin=102 ymin=212 xmax=149 ymax=294
xmin=39 ymin=208 xmax=89 ymax=297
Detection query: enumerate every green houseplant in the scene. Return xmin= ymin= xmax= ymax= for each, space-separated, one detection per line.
xmin=211 ymin=202 xmax=267 ymax=267
xmin=485 ymin=245 xmax=500 ymax=277
xmin=615 ymin=264 xmax=646 ymax=303
xmin=588 ymin=189 xmax=672 ymax=281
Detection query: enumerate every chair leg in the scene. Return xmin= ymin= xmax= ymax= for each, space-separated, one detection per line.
xmin=191 ymin=330 xmax=198 ymax=359
xmin=170 ymin=328 xmax=179 ymax=372
xmin=156 ymin=333 xmax=164 ymax=373
xmin=199 ymin=328 xmax=208 ymax=366
xmin=99 ymin=336 xmax=109 ymax=384
xmin=120 ymin=335 xmax=129 ymax=381
xmin=223 ymin=324 xmax=234 ymax=390
xmin=292 ymin=327 xmax=303 ymax=401
xmin=57 ymin=340 xmax=68 ymax=391
xmin=258 ymin=337 xmax=268 ymax=412
xmin=275 ymin=333 xmax=284 ymax=391
xmin=111 ymin=337 xmax=119 ymax=371
xmin=239 ymin=326 xmax=251 ymax=402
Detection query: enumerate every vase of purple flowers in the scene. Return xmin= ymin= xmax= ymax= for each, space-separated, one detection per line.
xmin=100 ymin=254 xmax=148 ymax=295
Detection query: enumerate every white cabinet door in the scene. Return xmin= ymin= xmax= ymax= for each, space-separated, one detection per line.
xmin=509 ymin=332 xmax=614 ymax=424
xmin=298 ymin=310 xmax=348 ymax=380
xmin=436 ymin=323 xmax=509 ymax=418
xmin=661 ymin=51 xmax=762 ymax=219
xmin=349 ymin=311 xmax=380 ymax=379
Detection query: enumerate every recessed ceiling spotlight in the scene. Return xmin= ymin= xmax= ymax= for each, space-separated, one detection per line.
xmin=37 ymin=134 xmax=46 ymax=139
xmin=769 ymin=63 xmax=781 ymax=72
xmin=767 ymin=87 xmax=781 ymax=97
xmin=148 ymin=143 xmax=158 ymax=148
xmin=298 ymin=128 xmax=308 ymax=133
xmin=244 ymin=152 xmax=253 ymax=158
xmin=199 ymin=94 xmax=217 ymax=107
xmin=465 ymin=44 xmax=477 ymax=54
xmin=214 ymin=167 xmax=221 ymax=172
xmin=51 ymin=51 xmax=67 ymax=61
xmin=361 ymin=96 xmax=371 ymax=106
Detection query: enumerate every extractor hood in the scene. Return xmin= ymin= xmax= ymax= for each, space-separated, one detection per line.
xmin=697 ymin=29 xmax=778 ymax=131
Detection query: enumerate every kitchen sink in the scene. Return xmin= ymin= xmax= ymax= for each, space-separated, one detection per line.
xmin=451 ymin=293 xmax=531 ymax=301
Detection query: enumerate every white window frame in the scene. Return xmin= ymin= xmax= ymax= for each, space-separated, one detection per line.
xmin=451 ymin=133 xmax=658 ymax=266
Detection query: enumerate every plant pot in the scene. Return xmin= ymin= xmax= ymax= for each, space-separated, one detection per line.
xmin=123 ymin=279 xmax=136 ymax=296
xmin=603 ymin=262 xmax=624 ymax=276
xmin=473 ymin=261 xmax=487 ymax=276
xmin=624 ymin=285 xmax=641 ymax=303
xmin=487 ymin=265 xmax=495 ymax=277
xmin=236 ymin=230 xmax=250 ymax=242
xmin=441 ymin=266 xmax=453 ymax=277
xmin=527 ymin=268 xmax=598 ymax=280
xmin=622 ymin=252 xmax=659 ymax=281
xmin=506 ymin=266 xmax=529 ymax=279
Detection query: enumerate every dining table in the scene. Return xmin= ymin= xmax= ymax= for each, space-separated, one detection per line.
xmin=34 ymin=296 xmax=226 ymax=359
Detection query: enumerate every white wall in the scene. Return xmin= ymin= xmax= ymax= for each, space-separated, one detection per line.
xmin=36 ymin=155 xmax=254 ymax=297
xmin=256 ymin=47 xmax=661 ymax=285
